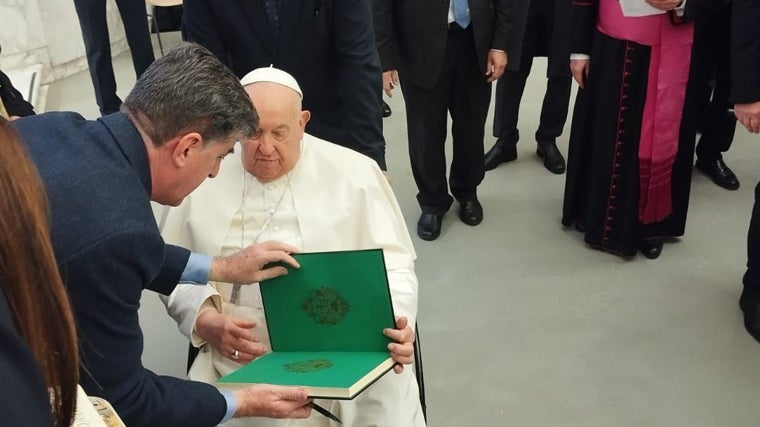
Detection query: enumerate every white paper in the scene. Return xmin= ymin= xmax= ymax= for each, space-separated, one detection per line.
xmin=618 ymin=0 xmax=666 ymax=17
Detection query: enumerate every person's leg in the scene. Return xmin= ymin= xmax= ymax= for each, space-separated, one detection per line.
xmin=114 ymin=0 xmax=156 ymax=78
xmin=485 ymin=10 xmax=540 ymax=170
xmin=741 ymin=182 xmax=760 ymax=342
xmin=449 ymin=26 xmax=491 ymax=225
xmin=694 ymin=7 xmax=739 ymax=189
xmin=73 ymin=0 xmax=121 ymax=115
xmin=536 ymin=76 xmax=571 ymax=145
xmin=399 ymin=70 xmax=452 ymax=240
xmin=534 ymin=1 xmax=569 ymax=174
xmin=485 ymin=68 xmax=530 ymax=170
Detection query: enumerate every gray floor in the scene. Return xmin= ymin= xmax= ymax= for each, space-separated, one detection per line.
xmin=44 ymin=39 xmax=760 ymax=426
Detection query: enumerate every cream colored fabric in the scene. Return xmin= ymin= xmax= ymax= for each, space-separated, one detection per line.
xmin=0 ymin=95 xmax=9 ymax=119
xmin=162 ymin=134 xmax=424 ymax=426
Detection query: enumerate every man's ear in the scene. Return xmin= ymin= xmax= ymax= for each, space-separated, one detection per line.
xmin=171 ymin=132 xmax=203 ymax=167
xmin=299 ymin=110 xmax=311 ymax=130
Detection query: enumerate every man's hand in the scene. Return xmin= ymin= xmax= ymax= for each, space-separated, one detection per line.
xmin=645 ymin=0 xmax=682 ymax=10
xmin=486 ymin=50 xmax=508 ymax=82
xmin=383 ymin=70 xmax=399 ymax=97
xmin=735 ymin=101 xmax=760 ymax=134
xmin=570 ymin=59 xmax=590 ymax=89
xmin=195 ymin=310 xmax=267 ymax=363
xmin=209 ymin=241 xmax=300 ymax=284
xmin=383 ymin=316 xmax=415 ymax=374
xmin=232 ymin=385 xmax=312 ymax=419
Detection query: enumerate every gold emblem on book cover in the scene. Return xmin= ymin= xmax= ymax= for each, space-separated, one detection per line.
xmin=284 ymin=358 xmax=334 ymax=373
xmin=301 ymin=286 xmax=350 ymax=326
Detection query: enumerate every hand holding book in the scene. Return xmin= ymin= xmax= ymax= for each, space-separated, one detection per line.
xmin=383 ymin=315 xmax=415 ymax=374
xmin=231 ymin=384 xmax=312 ymax=419
xmin=195 ymin=309 xmax=267 ymax=363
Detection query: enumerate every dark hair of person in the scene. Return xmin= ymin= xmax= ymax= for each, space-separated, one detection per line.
xmin=122 ymin=42 xmax=258 ymax=147
xmin=0 ymin=118 xmax=79 ymax=427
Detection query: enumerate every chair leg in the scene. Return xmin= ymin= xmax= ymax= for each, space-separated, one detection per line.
xmin=153 ymin=6 xmax=164 ymax=56
xmin=414 ymin=322 xmax=427 ymax=421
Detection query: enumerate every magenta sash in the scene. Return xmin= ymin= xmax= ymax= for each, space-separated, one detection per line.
xmin=597 ymin=0 xmax=694 ymax=223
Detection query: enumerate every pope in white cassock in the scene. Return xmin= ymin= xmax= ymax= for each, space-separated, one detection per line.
xmin=160 ymin=67 xmax=426 ymax=427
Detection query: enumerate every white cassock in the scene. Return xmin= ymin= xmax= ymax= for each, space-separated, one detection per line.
xmin=161 ymin=134 xmax=426 ymax=427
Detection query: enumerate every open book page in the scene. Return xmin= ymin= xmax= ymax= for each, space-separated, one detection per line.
xmin=74 ymin=385 xmax=125 ymax=427
xmin=619 ymin=0 xmax=665 ymax=16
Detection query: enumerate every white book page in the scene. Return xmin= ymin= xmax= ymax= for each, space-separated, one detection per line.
xmin=73 ymin=386 xmax=108 ymax=427
xmin=619 ymin=0 xmax=665 ymax=17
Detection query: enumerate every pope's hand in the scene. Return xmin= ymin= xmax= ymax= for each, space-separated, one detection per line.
xmin=383 ymin=316 xmax=415 ymax=374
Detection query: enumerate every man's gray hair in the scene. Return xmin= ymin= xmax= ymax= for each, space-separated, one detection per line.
xmin=122 ymin=42 xmax=257 ymax=147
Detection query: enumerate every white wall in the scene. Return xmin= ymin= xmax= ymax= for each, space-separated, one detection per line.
xmin=0 ymin=0 xmax=129 ymax=82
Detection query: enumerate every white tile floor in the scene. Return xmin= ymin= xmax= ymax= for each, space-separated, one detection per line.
xmin=44 ymin=37 xmax=760 ymax=426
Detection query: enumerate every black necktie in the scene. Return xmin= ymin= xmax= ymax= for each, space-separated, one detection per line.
xmin=263 ymin=0 xmax=282 ymax=37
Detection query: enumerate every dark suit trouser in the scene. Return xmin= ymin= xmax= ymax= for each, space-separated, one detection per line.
xmin=400 ymin=26 xmax=491 ymax=214
xmin=493 ymin=0 xmax=571 ymax=146
xmin=744 ymin=183 xmax=760 ymax=294
xmin=74 ymin=0 xmax=155 ymax=115
xmin=693 ymin=6 xmax=736 ymax=162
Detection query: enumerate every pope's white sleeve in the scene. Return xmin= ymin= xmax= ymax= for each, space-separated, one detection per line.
xmin=160 ymin=284 xmax=223 ymax=347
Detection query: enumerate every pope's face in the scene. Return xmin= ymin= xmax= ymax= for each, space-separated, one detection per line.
xmin=241 ymin=83 xmax=308 ymax=182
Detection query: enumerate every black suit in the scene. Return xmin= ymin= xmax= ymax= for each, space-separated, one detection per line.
xmin=73 ymin=0 xmax=155 ymax=115
xmin=0 ymin=286 xmax=57 ymax=427
xmin=0 ymin=69 xmax=35 ymax=118
xmin=692 ymin=1 xmax=736 ymax=163
xmin=736 ymin=0 xmax=760 ymax=314
xmin=13 ymin=112 xmax=227 ymax=427
xmin=182 ymin=0 xmax=387 ymax=169
xmin=493 ymin=0 xmax=570 ymax=146
xmin=374 ymin=0 xmax=511 ymax=212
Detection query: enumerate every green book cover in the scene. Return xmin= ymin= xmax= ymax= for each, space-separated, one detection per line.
xmin=217 ymin=249 xmax=397 ymax=399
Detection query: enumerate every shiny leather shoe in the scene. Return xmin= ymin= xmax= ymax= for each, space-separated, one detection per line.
xmin=536 ymin=141 xmax=566 ymax=174
xmin=417 ymin=212 xmax=443 ymax=241
xmin=484 ymin=138 xmax=517 ymax=171
xmin=639 ymin=240 xmax=663 ymax=259
xmin=382 ymin=100 xmax=392 ymax=118
xmin=695 ymin=158 xmax=740 ymax=190
xmin=458 ymin=197 xmax=483 ymax=226
xmin=740 ymin=288 xmax=760 ymax=343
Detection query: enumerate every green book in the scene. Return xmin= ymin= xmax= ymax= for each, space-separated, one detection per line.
xmin=217 ymin=249 xmax=396 ymax=399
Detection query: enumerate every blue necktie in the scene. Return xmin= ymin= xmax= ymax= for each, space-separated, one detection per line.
xmin=453 ymin=0 xmax=471 ymax=28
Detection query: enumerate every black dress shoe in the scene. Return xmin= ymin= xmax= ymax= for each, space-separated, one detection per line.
xmin=417 ymin=212 xmax=443 ymax=241
xmin=458 ymin=198 xmax=483 ymax=226
xmin=695 ymin=158 xmax=740 ymax=190
xmin=382 ymin=100 xmax=392 ymax=118
xmin=536 ymin=141 xmax=566 ymax=174
xmin=484 ymin=138 xmax=517 ymax=171
xmin=639 ymin=240 xmax=663 ymax=259
xmin=740 ymin=288 xmax=760 ymax=343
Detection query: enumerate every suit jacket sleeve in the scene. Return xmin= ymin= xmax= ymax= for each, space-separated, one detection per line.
xmin=0 ymin=70 xmax=35 ymax=117
xmin=571 ymin=0 xmax=598 ymax=55
xmin=333 ymin=0 xmax=387 ymax=170
xmin=731 ymin=0 xmax=760 ymax=103
xmin=492 ymin=0 xmax=513 ymax=51
xmin=182 ymin=0 xmax=231 ymax=68
xmin=68 ymin=229 xmax=226 ymax=427
xmin=372 ymin=0 xmax=396 ymax=71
